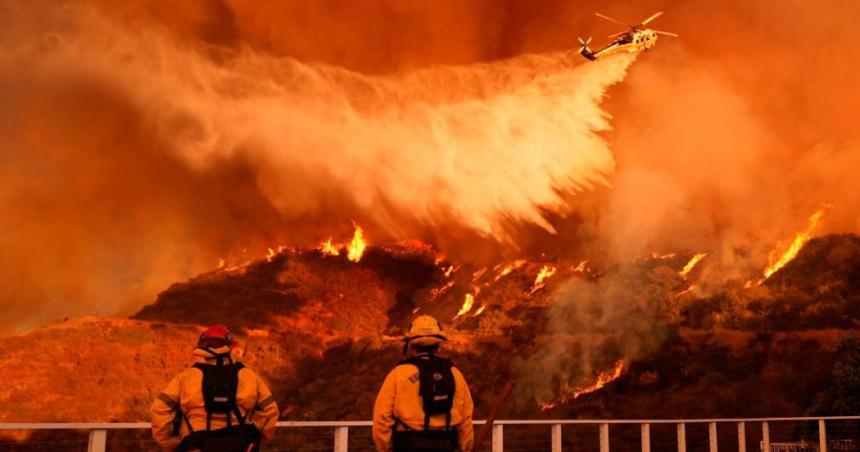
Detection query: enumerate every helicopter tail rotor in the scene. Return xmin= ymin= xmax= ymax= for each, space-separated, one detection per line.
xmin=578 ymin=37 xmax=595 ymax=60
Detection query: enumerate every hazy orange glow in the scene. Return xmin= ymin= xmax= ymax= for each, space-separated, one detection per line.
xmin=541 ymin=360 xmax=626 ymax=411
xmin=679 ymin=253 xmax=707 ymax=277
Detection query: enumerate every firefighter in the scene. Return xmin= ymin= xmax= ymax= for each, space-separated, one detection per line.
xmin=150 ymin=325 xmax=279 ymax=452
xmin=373 ymin=315 xmax=475 ymax=452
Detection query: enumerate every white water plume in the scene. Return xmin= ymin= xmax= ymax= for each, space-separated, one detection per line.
xmin=13 ymin=6 xmax=636 ymax=240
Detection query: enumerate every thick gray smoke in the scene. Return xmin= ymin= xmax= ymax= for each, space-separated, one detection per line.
xmin=514 ymin=265 xmax=671 ymax=407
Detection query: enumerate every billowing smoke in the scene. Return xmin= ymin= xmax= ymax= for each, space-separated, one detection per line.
xmin=514 ymin=266 xmax=670 ymax=407
xmin=0 ymin=2 xmax=635 ymax=332
xmin=1 ymin=0 xmax=859 ymax=345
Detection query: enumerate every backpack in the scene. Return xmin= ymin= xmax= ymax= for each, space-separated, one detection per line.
xmin=405 ymin=355 xmax=456 ymax=431
xmin=178 ymin=356 xmax=262 ymax=452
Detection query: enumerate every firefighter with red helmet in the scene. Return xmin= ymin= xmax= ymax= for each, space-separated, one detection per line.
xmin=372 ymin=315 xmax=475 ymax=452
xmin=151 ymin=325 xmax=279 ymax=451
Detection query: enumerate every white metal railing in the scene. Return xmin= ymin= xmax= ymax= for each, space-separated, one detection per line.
xmin=0 ymin=416 xmax=858 ymax=452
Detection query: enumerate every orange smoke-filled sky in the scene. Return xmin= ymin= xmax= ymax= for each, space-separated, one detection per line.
xmin=1 ymin=0 xmax=858 ymax=332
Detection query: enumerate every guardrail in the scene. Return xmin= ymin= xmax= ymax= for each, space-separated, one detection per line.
xmin=1 ymin=416 xmax=858 ymax=451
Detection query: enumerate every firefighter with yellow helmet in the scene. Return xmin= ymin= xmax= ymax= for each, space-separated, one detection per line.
xmin=372 ymin=315 xmax=475 ymax=452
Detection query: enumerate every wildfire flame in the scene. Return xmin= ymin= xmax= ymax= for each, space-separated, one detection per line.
xmin=317 ymin=225 xmax=367 ymax=261
xmin=493 ymin=260 xmax=527 ymax=281
xmin=346 ymin=226 xmax=367 ymax=263
xmin=541 ymin=360 xmax=626 ymax=411
xmin=651 ymin=252 xmax=676 ymax=259
xmin=533 ymin=265 xmax=557 ymax=286
xmin=679 ymin=253 xmax=707 ymax=277
xmin=430 ymin=280 xmax=456 ymax=299
xmin=573 ymin=260 xmax=589 ymax=272
xmin=474 ymin=305 xmax=486 ymax=316
xmin=759 ymin=208 xmax=827 ymax=283
xmin=456 ymin=293 xmax=475 ymax=317
xmin=674 ymin=285 xmax=696 ymax=297
xmin=443 ymin=265 xmax=458 ymax=278
xmin=529 ymin=265 xmax=557 ymax=294
xmin=319 ymin=238 xmax=340 ymax=257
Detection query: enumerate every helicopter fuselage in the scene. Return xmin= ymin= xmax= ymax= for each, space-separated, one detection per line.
xmin=580 ymin=29 xmax=659 ymax=61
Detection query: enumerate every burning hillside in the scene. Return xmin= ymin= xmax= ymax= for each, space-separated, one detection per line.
xmin=1 ymin=232 xmax=858 ymax=430
xmin=1 ymin=3 xmax=860 ymax=449
xmin=2 ymin=0 xmax=860 ymax=335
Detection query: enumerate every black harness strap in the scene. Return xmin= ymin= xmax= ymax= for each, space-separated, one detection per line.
xmin=182 ymin=410 xmax=194 ymax=434
xmin=194 ymin=350 xmax=246 ymax=432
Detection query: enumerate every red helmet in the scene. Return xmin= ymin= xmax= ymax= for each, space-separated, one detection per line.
xmin=196 ymin=325 xmax=234 ymax=349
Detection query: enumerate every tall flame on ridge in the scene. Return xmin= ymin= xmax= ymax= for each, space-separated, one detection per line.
xmin=679 ymin=253 xmax=707 ymax=277
xmin=346 ymin=226 xmax=367 ymax=263
xmin=529 ymin=265 xmax=557 ymax=294
xmin=759 ymin=208 xmax=827 ymax=283
xmin=456 ymin=293 xmax=475 ymax=318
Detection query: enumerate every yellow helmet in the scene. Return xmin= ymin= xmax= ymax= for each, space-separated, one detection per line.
xmin=404 ymin=315 xmax=447 ymax=347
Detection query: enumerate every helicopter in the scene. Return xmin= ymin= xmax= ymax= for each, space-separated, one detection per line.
xmin=579 ymin=11 xmax=678 ymax=61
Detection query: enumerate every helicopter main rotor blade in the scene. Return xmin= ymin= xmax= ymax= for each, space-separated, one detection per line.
xmin=595 ymin=12 xmax=630 ymax=27
xmin=640 ymin=11 xmax=664 ymax=26
xmin=653 ymin=30 xmax=679 ymax=37
xmin=607 ymin=31 xmax=627 ymax=39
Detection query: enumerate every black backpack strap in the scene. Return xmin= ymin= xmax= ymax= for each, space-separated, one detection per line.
xmin=182 ymin=409 xmax=194 ymax=434
xmin=193 ymin=360 xmax=245 ymax=431
xmin=392 ymin=416 xmax=411 ymax=432
xmin=233 ymin=362 xmax=246 ymax=425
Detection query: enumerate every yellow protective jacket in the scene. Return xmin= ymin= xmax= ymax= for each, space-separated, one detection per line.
xmin=372 ymin=355 xmax=474 ymax=452
xmin=150 ymin=347 xmax=279 ymax=451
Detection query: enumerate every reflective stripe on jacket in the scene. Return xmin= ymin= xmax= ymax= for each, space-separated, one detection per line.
xmin=150 ymin=347 xmax=279 ymax=451
xmin=372 ymin=358 xmax=474 ymax=452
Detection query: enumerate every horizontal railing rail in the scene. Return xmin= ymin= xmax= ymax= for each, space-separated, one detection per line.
xmin=1 ymin=416 xmax=858 ymax=452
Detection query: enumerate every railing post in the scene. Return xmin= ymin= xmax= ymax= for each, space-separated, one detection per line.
xmin=492 ymin=424 xmax=504 ymax=452
xmin=600 ymin=423 xmax=610 ymax=452
xmin=709 ymin=422 xmax=718 ymax=452
xmin=762 ymin=422 xmax=770 ymax=452
xmin=334 ymin=426 xmax=348 ymax=452
xmin=641 ymin=423 xmax=651 ymax=452
xmin=87 ymin=429 xmax=107 ymax=452
xmin=552 ymin=424 xmax=562 ymax=452
xmin=738 ymin=421 xmax=746 ymax=452
xmin=818 ymin=419 xmax=827 ymax=452
xmin=677 ymin=423 xmax=687 ymax=452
